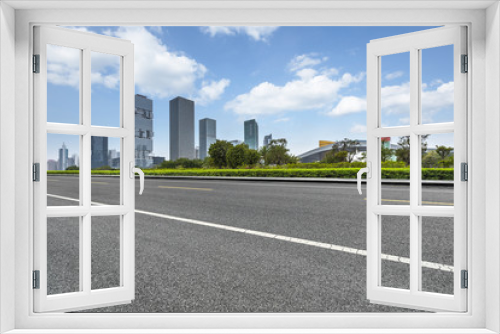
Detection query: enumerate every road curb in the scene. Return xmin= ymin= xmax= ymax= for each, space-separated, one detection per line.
xmin=52 ymin=174 xmax=453 ymax=186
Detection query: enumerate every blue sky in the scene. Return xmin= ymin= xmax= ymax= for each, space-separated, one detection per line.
xmin=46 ymin=26 xmax=455 ymax=161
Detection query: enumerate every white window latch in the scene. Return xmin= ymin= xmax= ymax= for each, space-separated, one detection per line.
xmin=357 ymin=162 xmax=371 ymax=195
xmin=130 ymin=162 xmax=144 ymax=195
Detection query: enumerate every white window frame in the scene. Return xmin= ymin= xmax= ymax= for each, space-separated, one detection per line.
xmin=1 ymin=1 xmax=499 ymax=333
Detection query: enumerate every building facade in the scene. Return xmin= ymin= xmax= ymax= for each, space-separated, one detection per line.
xmin=57 ymin=143 xmax=68 ymax=171
xmin=244 ymin=119 xmax=259 ymax=150
xmin=169 ymin=96 xmax=195 ymax=160
xmin=91 ymin=136 xmax=108 ymax=169
xmin=135 ymin=94 xmax=154 ymax=168
xmin=263 ymin=134 xmax=272 ymax=147
xmin=199 ymin=118 xmax=216 ymax=160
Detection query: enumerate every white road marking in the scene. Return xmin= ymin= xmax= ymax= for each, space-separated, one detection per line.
xmin=47 ymin=193 xmax=453 ymax=272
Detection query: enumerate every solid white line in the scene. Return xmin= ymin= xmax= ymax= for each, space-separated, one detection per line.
xmin=47 ymin=194 xmax=453 ymax=272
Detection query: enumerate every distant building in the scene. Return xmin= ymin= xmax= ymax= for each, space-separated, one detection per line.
xmin=47 ymin=159 xmax=57 ymax=171
xmin=91 ymin=136 xmax=108 ymax=169
xmin=244 ymin=119 xmax=259 ymax=150
xmin=297 ymin=140 xmax=375 ymax=163
xmin=58 ymin=143 xmax=68 ymax=171
xmin=67 ymin=157 xmax=75 ymax=167
xmin=319 ymin=140 xmax=334 ymax=148
xmin=152 ymin=156 xmax=165 ymax=166
xmin=199 ymin=118 xmax=216 ymax=160
xmin=70 ymin=153 xmax=79 ymax=167
xmin=169 ymin=97 xmax=195 ymax=160
xmin=135 ymin=94 xmax=154 ymax=168
xmin=263 ymin=134 xmax=272 ymax=147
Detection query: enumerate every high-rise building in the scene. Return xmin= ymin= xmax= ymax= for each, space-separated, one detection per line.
xmin=169 ymin=96 xmax=195 ymax=160
xmin=264 ymin=134 xmax=273 ymax=147
xmin=47 ymin=159 xmax=58 ymax=171
xmin=91 ymin=136 xmax=108 ymax=169
xmin=244 ymin=119 xmax=259 ymax=150
xmin=71 ymin=153 xmax=79 ymax=167
xmin=199 ymin=118 xmax=216 ymax=160
xmin=58 ymin=143 xmax=68 ymax=171
xmin=135 ymin=94 xmax=154 ymax=168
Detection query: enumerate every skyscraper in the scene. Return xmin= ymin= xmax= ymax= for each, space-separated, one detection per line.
xmin=169 ymin=97 xmax=195 ymax=160
xmin=199 ymin=118 xmax=216 ymax=160
xmin=91 ymin=136 xmax=108 ymax=169
xmin=135 ymin=94 xmax=154 ymax=168
xmin=244 ymin=119 xmax=259 ymax=150
xmin=58 ymin=143 xmax=68 ymax=171
xmin=264 ymin=134 xmax=273 ymax=147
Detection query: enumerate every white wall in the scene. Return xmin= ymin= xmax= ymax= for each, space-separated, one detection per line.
xmin=0 ymin=2 xmax=16 ymax=333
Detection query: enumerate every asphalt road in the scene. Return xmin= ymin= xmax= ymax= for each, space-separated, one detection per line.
xmin=46 ymin=175 xmax=455 ymax=313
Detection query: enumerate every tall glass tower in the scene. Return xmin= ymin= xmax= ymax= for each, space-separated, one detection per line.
xmin=57 ymin=143 xmax=68 ymax=171
xmin=135 ymin=94 xmax=154 ymax=168
xmin=169 ymin=97 xmax=195 ymax=160
xmin=199 ymin=118 xmax=216 ymax=160
xmin=244 ymin=119 xmax=259 ymax=150
xmin=91 ymin=136 xmax=108 ymax=169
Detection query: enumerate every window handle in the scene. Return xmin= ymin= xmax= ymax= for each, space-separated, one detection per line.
xmin=130 ymin=162 xmax=144 ymax=195
xmin=357 ymin=162 xmax=371 ymax=195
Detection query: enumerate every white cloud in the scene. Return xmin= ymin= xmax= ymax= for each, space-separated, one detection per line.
xmin=108 ymin=26 xmax=207 ymax=99
xmin=274 ymin=117 xmax=290 ymax=123
xmin=384 ymin=71 xmax=404 ymax=81
xmin=350 ymin=124 xmax=367 ymax=134
xmin=224 ymin=71 xmax=364 ymax=116
xmin=288 ymin=53 xmax=328 ymax=72
xmin=200 ymin=26 xmax=279 ymax=41
xmin=329 ymin=96 xmax=366 ymax=116
xmin=196 ymin=79 xmax=230 ymax=106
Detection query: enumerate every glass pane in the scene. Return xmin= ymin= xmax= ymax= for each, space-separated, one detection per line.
xmin=91 ymin=216 xmax=121 ymax=290
xmin=47 ymin=44 xmax=81 ymax=124
xmin=421 ymin=133 xmax=454 ymax=206
xmin=381 ymin=215 xmax=410 ymax=290
xmin=91 ymin=52 xmax=121 ymax=127
xmin=47 ymin=133 xmax=80 ymax=206
xmin=380 ymin=52 xmax=410 ymax=127
xmin=47 ymin=217 xmax=80 ymax=294
xmin=421 ymin=217 xmax=454 ymax=294
xmin=91 ymin=136 xmax=121 ymax=205
xmin=421 ymin=45 xmax=454 ymax=124
xmin=380 ymin=137 xmax=409 ymax=206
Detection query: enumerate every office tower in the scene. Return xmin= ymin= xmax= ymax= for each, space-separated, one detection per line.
xmin=67 ymin=156 xmax=75 ymax=167
xmin=47 ymin=159 xmax=58 ymax=171
xmin=244 ymin=119 xmax=259 ymax=150
xmin=135 ymin=94 xmax=154 ymax=168
xmin=91 ymin=136 xmax=108 ymax=169
xmin=58 ymin=143 xmax=68 ymax=171
xmin=264 ymin=134 xmax=273 ymax=147
xmin=71 ymin=153 xmax=79 ymax=167
xmin=169 ymin=96 xmax=195 ymax=160
xmin=199 ymin=118 xmax=216 ymax=160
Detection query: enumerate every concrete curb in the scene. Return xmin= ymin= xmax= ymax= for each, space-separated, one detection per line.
xmin=51 ymin=174 xmax=453 ymax=186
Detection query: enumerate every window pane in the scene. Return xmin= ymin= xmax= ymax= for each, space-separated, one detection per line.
xmin=91 ymin=216 xmax=121 ymax=290
xmin=380 ymin=137 xmax=409 ymax=206
xmin=91 ymin=52 xmax=121 ymax=127
xmin=91 ymin=136 xmax=121 ymax=205
xmin=381 ymin=215 xmax=410 ymax=290
xmin=421 ymin=217 xmax=454 ymax=295
xmin=47 ymin=44 xmax=81 ymax=124
xmin=421 ymin=133 xmax=454 ymax=206
xmin=47 ymin=217 xmax=80 ymax=295
xmin=421 ymin=45 xmax=454 ymax=124
xmin=380 ymin=52 xmax=410 ymax=127
xmin=47 ymin=133 xmax=80 ymax=206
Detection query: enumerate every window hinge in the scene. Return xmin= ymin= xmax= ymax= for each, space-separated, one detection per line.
xmin=33 ymin=54 xmax=40 ymax=73
xmin=461 ymin=54 xmax=468 ymax=73
xmin=33 ymin=163 xmax=40 ymax=182
xmin=461 ymin=162 xmax=468 ymax=181
xmin=33 ymin=270 xmax=40 ymax=289
xmin=461 ymin=270 xmax=468 ymax=289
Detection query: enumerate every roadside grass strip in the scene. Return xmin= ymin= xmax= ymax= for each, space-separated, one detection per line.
xmin=48 ymin=194 xmax=453 ymax=273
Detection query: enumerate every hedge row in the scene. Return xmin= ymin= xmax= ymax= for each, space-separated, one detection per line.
xmin=48 ymin=168 xmax=454 ymax=180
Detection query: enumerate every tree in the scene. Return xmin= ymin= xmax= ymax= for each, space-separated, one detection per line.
xmin=263 ymin=139 xmax=292 ymax=165
xmin=422 ymin=150 xmax=440 ymax=168
xmin=244 ymin=148 xmax=261 ymax=167
xmin=208 ymin=140 xmax=233 ymax=168
xmin=381 ymin=146 xmax=394 ymax=162
xmin=435 ymin=145 xmax=453 ymax=160
xmin=226 ymin=143 xmax=247 ymax=169
xmin=66 ymin=165 xmax=79 ymax=170
xmin=395 ymin=135 xmax=429 ymax=166
xmin=336 ymin=138 xmax=360 ymax=163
